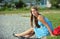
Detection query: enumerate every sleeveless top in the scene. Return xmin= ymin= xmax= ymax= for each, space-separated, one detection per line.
xmin=34 ymin=17 xmax=53 ymax=38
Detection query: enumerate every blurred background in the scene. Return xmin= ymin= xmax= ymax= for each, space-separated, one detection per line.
xmin=0 ymin=0 xmax=60 ymax=11
xmin=0 ymin=0 xmax=60 ymax=39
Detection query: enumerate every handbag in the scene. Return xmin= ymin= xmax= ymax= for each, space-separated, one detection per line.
xmin=53 ymin=26 xmax=60 ymax=36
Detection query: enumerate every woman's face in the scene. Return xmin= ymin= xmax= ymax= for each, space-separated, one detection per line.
xmin=31 ymin=9 xmax=38 ymax=16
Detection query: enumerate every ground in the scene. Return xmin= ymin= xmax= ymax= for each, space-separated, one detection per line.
xmin=0 ymin=9 xmax=60 ymax=39
xmin=0 ymin=14 xmax=47 ymax=39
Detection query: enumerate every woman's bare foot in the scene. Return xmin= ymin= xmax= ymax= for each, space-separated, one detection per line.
xmin=13 ymin=33 xmax=21 ymax=37
xmin=51 ymin=34 xmax=56 ymax=37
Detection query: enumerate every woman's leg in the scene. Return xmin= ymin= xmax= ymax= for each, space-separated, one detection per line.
xmin=15 ymin=28 xmax=34 ymax=37
xmin=24 ymin=31 xmax=35 ymax=37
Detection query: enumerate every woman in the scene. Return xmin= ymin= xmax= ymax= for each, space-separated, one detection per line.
xmin=13 ymin=6 xmax=54 ymax=38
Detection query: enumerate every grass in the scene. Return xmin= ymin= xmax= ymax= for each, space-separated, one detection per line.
xmin=0 ymin=8 xmax=60 ymax=14
xmin=47 ymin=36 xmax=60 ymax=39
xmin=43 ymin=13 xmax=60 ymax=39
xmin=0 ymin=8 xmax=30 ymax=14
xmin=43 ymin=13 xmax=60 ymax=28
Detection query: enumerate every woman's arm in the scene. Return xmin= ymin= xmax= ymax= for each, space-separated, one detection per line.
xmin=38 ymin=15 xmax=54 ymax=36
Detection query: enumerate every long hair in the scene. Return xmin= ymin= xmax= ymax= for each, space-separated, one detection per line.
xmin=30 ymin=6 xmax=40 ymax=28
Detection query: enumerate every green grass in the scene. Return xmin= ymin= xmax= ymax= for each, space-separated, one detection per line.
xmin=43 ymin=13 xmax=60 ymax=28
xmin=0 ymin=8 xmax=30 ymax=14
xmin=0 ymin=8 xmax=60 ymax=14
xmin=47 ymin=36 xmax=60 ymax=39
xmin=43 ymin=13 xmax=60 ymax=39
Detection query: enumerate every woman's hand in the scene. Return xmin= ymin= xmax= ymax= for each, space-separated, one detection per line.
xmin=51 ymin=34 xmax=55 ymax=37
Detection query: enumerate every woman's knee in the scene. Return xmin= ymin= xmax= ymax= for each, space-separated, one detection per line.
xmin=30 ymin=28 xmax=33 ymax=30
xmin=24 ymin=32 xmax=34 ymax=37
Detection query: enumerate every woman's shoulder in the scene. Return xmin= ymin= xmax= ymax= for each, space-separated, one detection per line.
xmin=38 ymin=15 xmax=44 ymax=19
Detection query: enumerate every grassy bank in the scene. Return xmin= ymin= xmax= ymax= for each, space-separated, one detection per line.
xmin=0 ymin=8 xmax=60 ymax=14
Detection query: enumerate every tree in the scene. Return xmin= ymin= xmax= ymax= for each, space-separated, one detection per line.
xmin=0 ymin=0 xmax=3 ymax=3
xmin=35 ymin=0 xmax=41 ymax=6
xmin=50 ymin=0 xmax=60 ymax=8
xmin=15 ymin=0 xmax=26 ymax=9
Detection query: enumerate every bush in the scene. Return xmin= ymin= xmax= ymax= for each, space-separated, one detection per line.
xmin=15 ymin=0 xmax=26 ymax=9
xmin=50 ymin=0 xmax=60 ymax=9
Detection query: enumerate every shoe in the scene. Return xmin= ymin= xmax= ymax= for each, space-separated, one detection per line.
xmin=19 ymin=36 xmax=25 ymax=39
xmin=13 ymin=33 xmax=18 ymax=37
xmin=13 ymin=33 xmax=26 ymax=38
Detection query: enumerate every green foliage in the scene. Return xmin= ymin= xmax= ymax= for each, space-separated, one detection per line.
xmin=0 ymin=0 xmax=3 ymax=3
xmin=0 ymin=0 xmax=26 ymax=11
xmin=15 ymin=0 xmax=26 ymax=9
xmin=50 ymin=0 xmax=60 ymax=8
